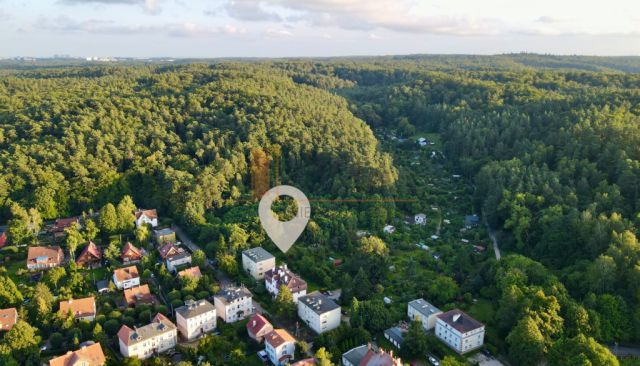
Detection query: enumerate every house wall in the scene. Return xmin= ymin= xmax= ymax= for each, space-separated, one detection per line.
xmin=297 ymin=303 xmax=341 ymax=334
xmin=166 ymin=255 xmax=192 ymax=272
xmin=242 ymin=255 xmax=275 ymax=280
xmin=407 ymin=306 xmax=441 ymax=330
xmin=113 ymin=275 xmax=140 ymax=290
xmin=266 ymin=341 xmax=295 ymax=366
xmin=214 ymin=296 xmax=253 ymax=323
xmin=120 ymin=330 xmax=178 ymax=359
xmin=136 ymin=216 xmax=158 ymax=228
xmin=435 ymin=319 xmax=484 ymax=354
xmin=177 ymin=310 xmax=216 ymax=340
xmin=266 ymin=280 xmax=306 ymax=304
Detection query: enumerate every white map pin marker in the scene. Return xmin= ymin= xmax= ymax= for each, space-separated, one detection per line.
xmin=259 ymin=185 xmax=311 ymax=253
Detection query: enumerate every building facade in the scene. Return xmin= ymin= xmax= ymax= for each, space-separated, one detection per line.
xmin=175 ymin=299 xmax=216 ymax=341
xmin=264 ymin=329 xmax=296 ymax=366
xmin=113 ymin=265 xmax=140 ymax=290
xmin=265 ymin=264 xmax=307 ymax=303
xmin=214 ymin=286 xmax=254 ymax=323
xmin=27 ymin=246 xmax=64 ymax=270
xmin=117 ymin=313 xmax=177 ymax=359
xmin=407 ymin=298 xmax=442 ymax=331
xmin=59 ymin=297 xmax=97 ymax=322
xmin=242 ymin=247 xmax=276 ymax=280
xmin=297 ymin=291 xmax=341 ymax=334
xmin=135 ymin=209 xmax=158 ymax=228
xmin=435 ymin=309 xmax=485 ymax=354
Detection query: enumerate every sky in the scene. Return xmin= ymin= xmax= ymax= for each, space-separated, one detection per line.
xmin=1 ymin=0 xmax=640 ymax=58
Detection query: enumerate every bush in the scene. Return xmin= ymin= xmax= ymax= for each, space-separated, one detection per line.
xmin=108 ymin=310 xmax=122 ymax=319
xmin=167 ymin=290 xmax=182 ymax=301
xmin=103 ymin=319 xmax=120 ymax=336
xmin=123 ymin=316 xmax=135 ymax=327
xmin=155 ymin=305 xmax=168 ymax=315
xmin=171 ymin=299 xmax=184 ymax=309
xmin=95 ymin=314 xmax=107 ymax=324
xmin=50 ymin=332 xmax=65 ymax=349
xmin=197 ymin=291 xmax=210 ymax=299
xmin=138 ymin=310 xmax=151 ymax=323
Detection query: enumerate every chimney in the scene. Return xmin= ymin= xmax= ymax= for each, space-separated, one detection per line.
xmin=453 ymin=314 xmax=461 ymax=322
xmin=253 ymin=320 xmax=256 ymax=327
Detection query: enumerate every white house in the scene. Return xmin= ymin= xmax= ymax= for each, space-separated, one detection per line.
xmin=175 ymin=299 xmax=216 ymax=341
xmin=435 ymin=309 xmax=485 ymax=354
xmin=342 ymin=344 xmax=403 ymax=366
xmin=166 ymin=251 xmax=192 ymax=273
xmin=414 ymin=213 xmax=427 ymax=225
xmin=297 ymin=291 xmax=341 ymax=334
xmin=242 ymin=247 xmax=276 ymax=280
xmin=135 ymin=209 xmax=158 ymax=228
xmin=113 ymin=266 xmax=140 ymax=290
xmin=265 ymin=264 xmax=307 ymax=304
xmin=407 ymin=298 xmax=442 ymax=331
xmin=117 ymin=313 xmax=177 ymax=359
xmin=383 ymin=225 xmax=396 ymax=234
xmin=214 ymin=286 xmax=254 ymax=323
xmin=264 ymin=329 xmax=296 ymax=366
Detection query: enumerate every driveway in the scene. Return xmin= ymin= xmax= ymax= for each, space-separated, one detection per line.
xmin=468 ymin=354 xmax=505 ymax=366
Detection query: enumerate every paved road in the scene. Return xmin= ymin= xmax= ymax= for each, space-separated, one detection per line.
xmin=481 ymin=210 xmax=501 ymax=261
xmin=609 ymin=345 xmax=640 ymax=357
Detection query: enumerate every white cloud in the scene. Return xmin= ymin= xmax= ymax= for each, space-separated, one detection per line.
xmin=265 ymin=27 xmax=292 ymax=37
xmin=61 ymin=0 xmax=162 ymax=15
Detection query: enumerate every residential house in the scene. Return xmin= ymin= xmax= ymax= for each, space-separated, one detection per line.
xmin=414 ymin=213 xmax=427 ymax=225
xmin=27 ymin=246 xmax=64 ymax=270
xmin=383 ymin=225 xmax=395 ymax=234
xmin=49 ymin=342 xmax=106 ymax=366
xmin=435 ymin=309 xmax=485 ymax=354
xmin=135 ymin=209 xmax=158 ymax=228
xmin=52 ymin=217 xmax=81 ymax=238
xmin=342 ymin=344 xmax=403 ymax=366
xmin=154 ymin=228 xmax=176 ymax=246
xmin=264 ymin=329 xmax=296 ymax=366
xmin=121 ymin=242 xmax=144 ymax=264
xmin=407 ymin=298 xmax=442 ymax=331
xmin=175 ymin=299 xmax=216 ymax=341
xmin=76 ymin=241 xmax=102 ymax=268
xmin=178 ymin=266 xmax=202 ymax=280
xmin=213 ymin=286 xmax=254 ymax=323
xmin=113 ymin=265 xmax=140 ymax=290
xmin=166 ymin=251 xmax=192 ymax=273
xmin=291 ymin=359 xmax=316 ymax=366
xmin=59 ymin=296 xmax=97 ymax=321
xmin=0 ymin=308 xmax=17 ymax=331
xmin=242 ymin=247 xmax=276 ymax=280
xmin=117 ymin=313 xmax=177 ymax=359
xmin=246 ymin=313 xmax=273 ymax=343
xmin=265 ymin=264 xmax=307 ymax=303
xmin=297 ymin=291 xmax=341 ymax=334
xmin=384 ymin=327 xmax=404 ymax=349
xmin=124 ymin=285 xmax=158 ymax=307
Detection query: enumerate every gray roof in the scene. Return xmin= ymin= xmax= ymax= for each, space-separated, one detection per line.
xmin=127 ymin=316 xmax=176 ymax=345
xmin=408 ymin=298 xmax=442 ymax=318
xmin=176 ymin=299 xmax=215 ymax=319
xmin=215 ymin=286 xmax=252 ymax=304
xmin=96 ymin=280 xmax=109 ymax=290
xmin=384 ymin=327 xmax=404 ymax=346
xmin=298 ymin=291 xmax=340 ymax=315
xmin=154 ymin=228 xmax=175 ymax=236
xmin=242 ymin=247 xmax=275 ymax=263
xmin=343 ymin=345 xmax=369 ymax=365
xmin=167 ymin=251 xmax=191 ymax=262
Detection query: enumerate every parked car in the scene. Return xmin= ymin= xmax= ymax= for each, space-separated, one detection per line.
xmin=427 ymin=355 xmax=440 ymax=366
xmin=257 ymin=350 xmax=269 ymax=363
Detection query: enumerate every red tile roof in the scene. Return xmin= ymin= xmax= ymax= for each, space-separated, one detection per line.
xmin=59 ymin=297 xmax=96 ymax=319
xmin=246 ymin=313 xmax=272 ymax=338
xmin=264 ymin=329 xmax=295 ymax=348
xmin=178 ymin=266 xmax=202 ymax=279
xmin=0 ymin=308 xmax=17 ymax=331
xmin=48 ymin=342 xmax=106 ymax=366
xmin=53 ymin=217 xmax=81 ymax=233
xmin=123 ymin=285 xmax=157 ymax=306
xmin=359 ymin=346 xmax=403 ymax=366
xmin=117 ymin=313 xmax=175 ymax=346
xmin=121 ymin=242 xmax=143 ymax=261
xmin=27 ymin=246 xmax=64 ymax=266
xmin=76 ymin=241 xmax=102 ymax=266
xmin=113 ymin=265 xmax=139 ymax=283
xmin=158 ymin=243 xmax=183 ymax=259
xmin=0 ymin=232 xmax=6 ymax=248
xmin=135 ymin=209 xmax=158 ymax=220
xmin=265 ymin=265 xmax=307 ymax=294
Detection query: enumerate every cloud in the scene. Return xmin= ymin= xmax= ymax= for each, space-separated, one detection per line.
xmin=221 ymin=0 xmax=504 ymax=36
xmin=36 ymin=16 xmax=246 ymax=37
xmin=61 ymin=0 xmax=161 ymax=15
xmin=265 ymin=27 xmax=292 ymax=37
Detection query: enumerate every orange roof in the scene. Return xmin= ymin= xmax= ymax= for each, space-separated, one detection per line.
xmin=124 ymin=285 xmax=157 ymax=306
xmin=265 ymin=329 xmax=295 ymax=348
xmin=59 ymin=297 xmax=96 ymax=319
xmin=135 ymin=209 xmax=158 ymax=220
xmin=27 ymin=246 xmax=63 ymax=265
xmin=178 ymin=266 xmax=202 ymax=279
xmin=0 ymin=308 xmax=17 ymax=331
xmin=49 ymin=342 xmax=106 ymax=366
xmin=121 ymin=242 xmax=143 ymax=260
xmin=53 ymin=217 xmax=81 ymax=232
xmin=113 ymin=265 xmax=139 ymax=282
xmin=292 ymin=359 xmax=316 ymax=366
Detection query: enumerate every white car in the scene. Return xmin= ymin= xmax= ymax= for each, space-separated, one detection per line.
xmin=428 ymin=355 xmax=440 ymax=366
xmin=257 ymin=350 xmax=269 ymax=363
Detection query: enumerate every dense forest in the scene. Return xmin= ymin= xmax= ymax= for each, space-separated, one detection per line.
xmin=2 ymin=54 xmax=640 ymax=365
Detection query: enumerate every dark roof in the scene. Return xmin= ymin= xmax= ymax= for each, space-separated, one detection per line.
xmin=166 ymin=250 xmax=191 ymax=262
xmin=215 ymin=286 xmax=252 ymax=304
xmin=343 ymin=345 xmax=369 ymax=365
xmin=96 ymin=280 xmax=109 ymax=291
xmin=242 ymin=247 xmax=275 ymax=263
xmin=175 ymin=299 xmax=215 ymax=319
xmin=437 ymin=309 xmax=484 ymax=333
xmin=154 ymin=228 xmax=175 ymax=236
xmin=298 ymin=291 xmax=340 ymax=315
xmin=384 ymin=327 xmax=404 ymax=346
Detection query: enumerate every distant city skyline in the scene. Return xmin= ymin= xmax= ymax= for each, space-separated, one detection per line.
xmin=1 ymin=0 xmax=640 ymax=57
